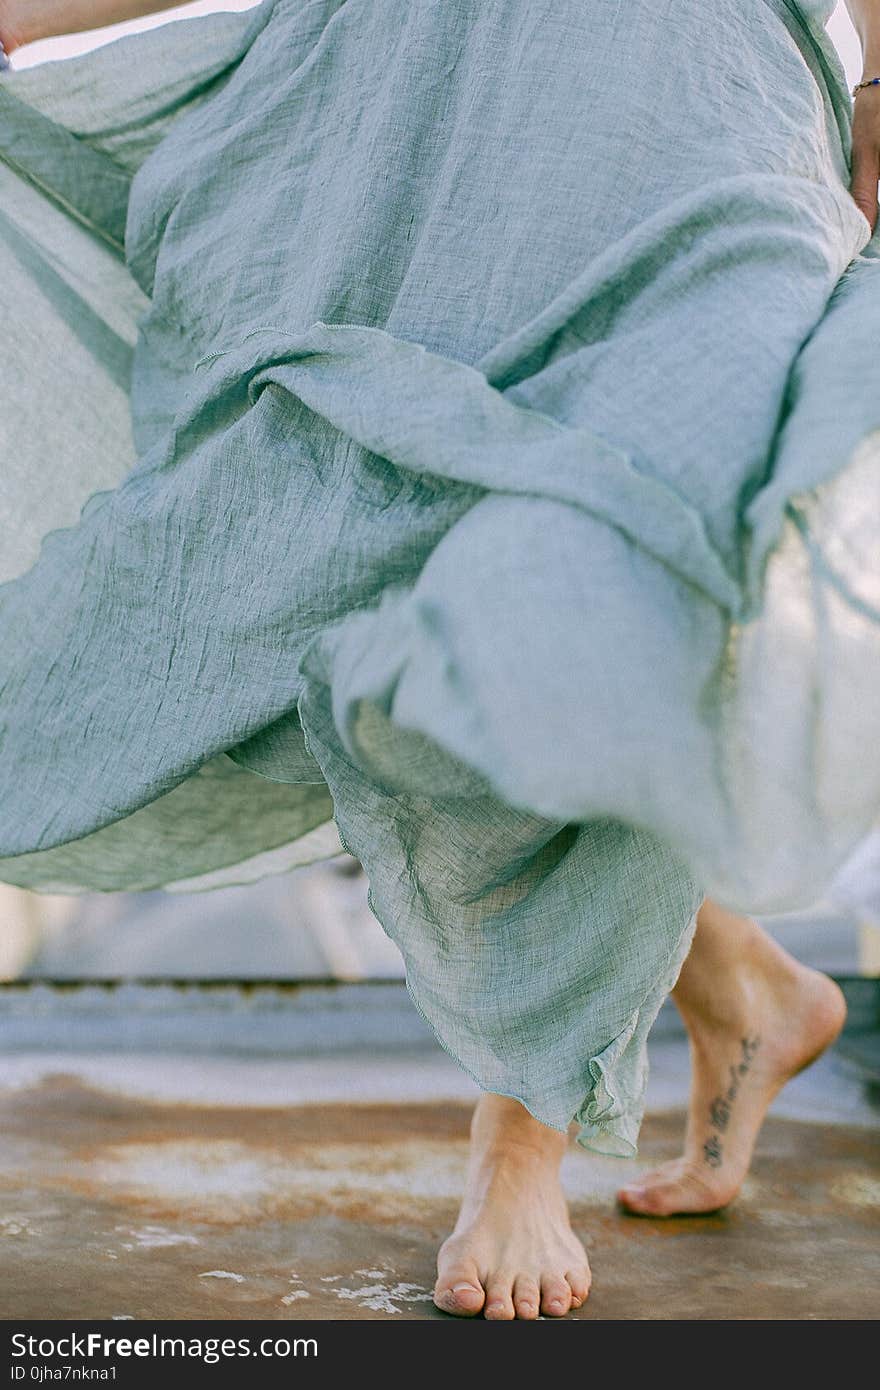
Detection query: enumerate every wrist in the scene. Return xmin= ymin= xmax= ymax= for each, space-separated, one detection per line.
xmin=2 ymin=3 xmax=44 ymax=49
xmin=855 ymin=46 xmax=880 ymax=97
xmin=2 ymin=1 xmax=80 ymax=48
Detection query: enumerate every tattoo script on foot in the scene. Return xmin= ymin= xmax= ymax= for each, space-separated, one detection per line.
xmin=701 ymin=1034 xmax=761 ymax=1169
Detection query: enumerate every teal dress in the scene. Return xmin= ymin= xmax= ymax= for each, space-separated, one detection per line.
xmin=1 ymin=0 xmax=877 ymax=1154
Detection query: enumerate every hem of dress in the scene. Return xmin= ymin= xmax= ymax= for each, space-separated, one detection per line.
xmin=334 ymin=772 xmax=701 ymax=1161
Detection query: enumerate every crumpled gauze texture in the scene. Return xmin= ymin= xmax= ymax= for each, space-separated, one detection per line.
xmin=1 ymin=0 xmax=879 ymax=1153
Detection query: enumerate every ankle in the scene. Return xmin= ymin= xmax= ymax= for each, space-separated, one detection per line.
xmin=674 ymin=902 xmax=805 ymax=1018
xmin=471 ymin=1094 xmax=568 ymax=1163
xmin=674 ymin=973 xmax=761 ymax=1040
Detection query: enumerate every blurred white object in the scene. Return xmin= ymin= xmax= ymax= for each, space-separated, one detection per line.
xmin=295 ymin=858 xmax=405 ymax=981
xmin=0 ymin=887 xmax=78 ymax=979
xmin=831 ymin=830 xmax=880 ymax=924
xmin=16 ymin=859 xmax=405 ymax=981
xmin=830 ymin=830 xmax=880 ymax=975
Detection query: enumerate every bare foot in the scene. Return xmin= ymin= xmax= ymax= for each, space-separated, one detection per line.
xmin=433 ymin=1094 xmax=591 ymax=1319
xmin=618 ymin=899 xmax=847 ymax=1217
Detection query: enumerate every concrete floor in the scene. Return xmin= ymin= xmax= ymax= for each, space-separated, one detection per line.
xmin=0 ymin=983 xmax=877 ymax=1321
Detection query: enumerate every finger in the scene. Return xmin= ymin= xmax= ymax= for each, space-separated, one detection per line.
xmin=849 ymin=138 xmax=879 ymax=232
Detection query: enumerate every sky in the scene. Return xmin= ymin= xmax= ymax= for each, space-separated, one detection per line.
xmin=8 ymin=1 xmax=866 ymax=87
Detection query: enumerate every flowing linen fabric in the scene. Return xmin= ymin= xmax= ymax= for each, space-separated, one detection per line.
xmin=1 ymin=0 xmax=879 ymax=1153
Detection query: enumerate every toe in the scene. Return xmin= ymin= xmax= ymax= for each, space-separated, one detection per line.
xmin=484 ymin=1276 xmax=516 ymax=1321
xmin=512 ymin=1275 xmax=541 ymax=1320
xmin=540 ymin=1273 xmax=573 ymax=1317
xmin=617 ymin=1179 xmax=666 ymax=1215
xmin=433 ymin=1258 xmax=486 ymax=1317
xmin=618 ymin=1169 xmax=727 ymax=1217
xmin=617 ymin=1167 xmax=678 ymax=1215
xmin=566 ymin=1265 xmax=591 ymax=1309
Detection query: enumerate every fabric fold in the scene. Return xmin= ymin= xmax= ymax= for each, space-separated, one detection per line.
xmin=2 ymin=0 xmax=879 ymax=1151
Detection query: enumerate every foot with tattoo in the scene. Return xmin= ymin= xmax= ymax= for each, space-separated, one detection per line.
xmin=617 ymin=897 xmax=847 ymax=1216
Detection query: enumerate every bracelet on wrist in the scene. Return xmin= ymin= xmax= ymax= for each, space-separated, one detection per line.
xmin=853 ymin=75 xmax=880 ymax=95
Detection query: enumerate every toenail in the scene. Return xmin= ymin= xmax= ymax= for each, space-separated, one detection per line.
xmin=453 ymin=1283 xmax=478 ymax=1294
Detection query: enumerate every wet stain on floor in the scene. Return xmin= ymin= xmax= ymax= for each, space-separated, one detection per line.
xmin=0 ymin=1076 xmax=877 ymax=1319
